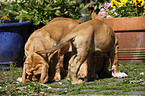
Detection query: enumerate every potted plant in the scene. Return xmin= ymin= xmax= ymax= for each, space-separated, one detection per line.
xmin=0 ymin=1 xmax=32 ymax=69
xmin=1 ymin=0 xmax=85 ymax=29
xmin=88 ymin=0 xmax=145 ymax=64
xmin=0 ymin=0 xmax=85 ymax=69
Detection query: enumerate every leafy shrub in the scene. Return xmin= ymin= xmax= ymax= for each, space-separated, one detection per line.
xmin=0 ymin=0 xmax=85 ymax=26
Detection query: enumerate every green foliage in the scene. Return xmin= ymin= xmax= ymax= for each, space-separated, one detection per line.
xmin=0 ymin=0 xmax=85 ymax=25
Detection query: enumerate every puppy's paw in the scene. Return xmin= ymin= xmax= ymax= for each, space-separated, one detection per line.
xmin=87 ymin=74 xmax=99 ymax=81
xmin=77 ymin=72 xmax=86 ymax=78
xmin=54 ymin=73 xmax=61 ymax=81
xmin=112 ymin=72 xmax=128 ymax=78
xmin=72 ymin=79 xmax=83 ymax=84
xmin=66 ymin=76 xmax=70 ymax=80
xmin=77 ymin=62 xmax=87 ymax=78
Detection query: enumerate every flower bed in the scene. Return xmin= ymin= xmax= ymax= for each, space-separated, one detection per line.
xmin=95 ymin=0 xmax=144 ymax=18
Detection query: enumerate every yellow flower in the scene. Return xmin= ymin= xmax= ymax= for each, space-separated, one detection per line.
xmin=111 ymin=0 xmax=126 ymax=8
xmin=132 ymin=0 xmax=144 ymax=7
xmin=118 ymin=2 xmax=126 ymax=7
xmin=120 ymin=0 xmax=128 ymax=3
xmin=111 ymin=0 xmax=118 ymax=8
xmin=136 ymin=0 xmax=144 ymax=7
xmin=132 ymin=0 xmax=137 ymax=5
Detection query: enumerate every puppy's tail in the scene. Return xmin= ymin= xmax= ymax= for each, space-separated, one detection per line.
xmin=36 ymin=32 xmax=77 ymax=54
xmin=91 ymin=10 xmax=104 ymax=21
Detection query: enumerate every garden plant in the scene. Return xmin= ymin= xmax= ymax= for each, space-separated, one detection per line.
xmin=89 ymin=0 xmax=144 ymax=18
xmin=0 ymin=0 xmax=86 ymax=29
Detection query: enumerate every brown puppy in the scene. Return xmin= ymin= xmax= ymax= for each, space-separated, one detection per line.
xmin=90 ymin=12 xmax=127 ymax=78
xmin=37 ymin=19 xmax=127 ymax=84
xmin=22 ymin=17 xmax=83 ymax=83
xmin=76 ymin=35 xmax=120 ymax=80
xmin=22 ymin=32 xmax=55 ymax=83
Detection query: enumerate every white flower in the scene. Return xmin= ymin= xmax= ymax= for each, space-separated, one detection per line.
xmin=100 ymin=8 xmax=105 ymax=12
xmin=114 ymin=12 xmax=118 ymax=16
xmin=98 ymin=8 xmax=106 ymax=18
xmin=65 ymin=11 xmax=69 ymax=14
xmin=47 ymin=87 xmax=52 ymax=89
xmin=111 ymin=8 xmax=116 ymax=13
xmin=106 ymin=15 xmax=112 ymax=18
xmin=40 ymin=92 xmax=44 ymax=94
xmin=17 ymin=0 xmax=21 ymax=3
xmin=98 ymin=11 xmax=106 ymax=18
xmin=16 ymin=82 xmax=20 ymax=84
xmin=1 ymin=0 xmax=5 ymax=2
xmin=140 ymin=72 xmax=144 ymax=76
xmin=104 ymin=3 xmax=112 ymax=9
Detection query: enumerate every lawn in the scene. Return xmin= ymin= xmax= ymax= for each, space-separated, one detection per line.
xmin=0 ymin=62 xmax=145 ymax=95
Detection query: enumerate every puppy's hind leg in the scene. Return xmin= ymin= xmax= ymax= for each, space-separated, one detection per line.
xmin=54 ymin=45 xmax=69 ymax=81
xmin=87 ymin=53 xmax=99 ymax=81
xmin=54 ymin=54 xmax=63 ymax=81
xmin=110 ymin=48 xmax=128 ymax=78
xmin=77 ymin=60 xmax=87 ymax=78
xmin=69 ymin=50 xmax=88 ymax=84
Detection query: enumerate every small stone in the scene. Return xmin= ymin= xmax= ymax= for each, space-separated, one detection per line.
xmin=125 ymin=91 xmax=145 ymax=95
xmin=134 ymin=86 xmax=144 ymax=89
xmin=99 ymin=90 xmax=122 ymax=93
xmin=17 ymin=77 xmax=22 ymax=82
xmin=59 ymin=82 xmax=62 ymax=85
xmin=81 ymin=89 xmax=96 ymax=92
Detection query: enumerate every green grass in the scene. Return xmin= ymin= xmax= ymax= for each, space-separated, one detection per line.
xmin=0 ymin=62 xmax=145 ymax=95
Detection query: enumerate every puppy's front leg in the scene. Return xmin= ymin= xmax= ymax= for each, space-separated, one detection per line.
xmin=22 ymin=63 xmax=27 ymax=83
xmin=39 ymin=64 xmax=49 ymax=83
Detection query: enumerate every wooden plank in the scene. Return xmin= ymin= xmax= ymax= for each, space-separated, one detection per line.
xmin=104 ymin=17 xmax=145 ymax=31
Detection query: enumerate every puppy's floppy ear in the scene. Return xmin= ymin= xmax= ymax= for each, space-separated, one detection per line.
xmin=22 ymin=56 xmax=30 ymax=83
xmin=32 ymin=52 xmax=49 ymax=83
xmin=24 ymin=54 xmax=32 ymax=64
xmin=22 ymin=54 xmax=33 ymax=83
